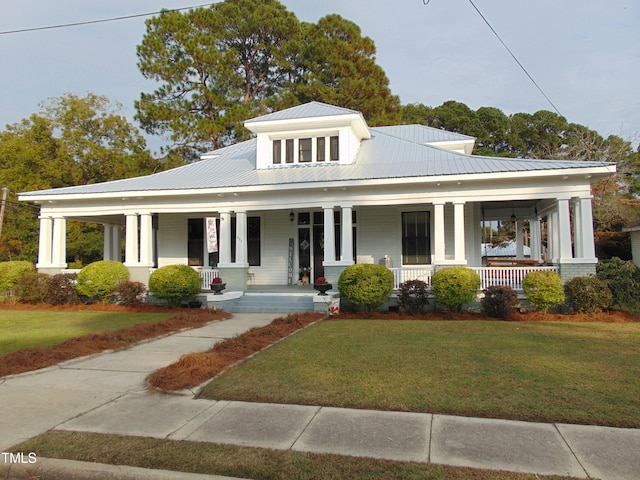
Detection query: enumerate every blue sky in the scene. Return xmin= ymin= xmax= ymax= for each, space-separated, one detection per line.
xmin=1 ymin=0 xmax=638 ymax=154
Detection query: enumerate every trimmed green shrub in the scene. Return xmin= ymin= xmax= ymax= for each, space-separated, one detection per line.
xmin=338 ymin=264 xmax=394 ymax=312
xmin=46 ymin=273 xmax=80 ymax=305
xmin=430 ymin=267 xmax=480 ymax=313
xmin=596 ymin=257 xmax=640 ymax=312
xmin=397 ymin=279 xmax=430 ymax=314
xmin=564 ymin=276 xmax=612 ymax=314
xmin=148 ymin=265 xmax=201 ymax=308
xmin=112 ymin=281 xmax=147 ymax=306
xmin=522 ymin=270 xmax=565 ymax=313
xmin=0 ymin=261 xmax=35 ymax=293
xmin=13 ymin=271 xmax=50 ymax=304
xmin=76 ymin=260 xmax=129 ymax=301
xmin=483 ymin=285 xmax=518 ymax=320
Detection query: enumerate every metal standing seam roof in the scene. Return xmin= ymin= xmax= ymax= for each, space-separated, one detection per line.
xmin=20 ymin=124 xmax=613 ymax=197
xmin=245 ymin=101 xmax=362 ymax=123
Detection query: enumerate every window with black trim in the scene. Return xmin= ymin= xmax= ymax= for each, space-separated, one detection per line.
xmin=330 ymin=136 xmax=339 ymax=161
xmin=402 ymin=211 xmax=431 ymax=265
xmin=299 ymin=138 xmax=312 ymax=162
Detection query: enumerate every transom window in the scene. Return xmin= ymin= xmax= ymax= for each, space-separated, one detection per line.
xmin=272 ymin=135 xmax=339 ymax=165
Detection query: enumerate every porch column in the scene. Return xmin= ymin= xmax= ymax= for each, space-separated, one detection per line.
xmin=124 ymin=213 xmax=139 ymax=265
xmin=433 ymin=202 xmax=445 ymax=263
xmin=103 ymin=224 xmax=113 ymax=261
xmin=557 ymin=199 xmax=573 ymax=261
xmin=235 ymin=210 xmax=248 ymax=266
xmin=515 ymin=221 xmax=525 ymax=260
xmin=548 ymin=210 xmax=558 ymax=262
xmin=139 ymin=213 xmax=154 ymax=267
xmin=530 ymin=218 xmax=542 ymax=263
xmin=323 ymin=206 xmax=336 ymax=263
xmin=341 ymin=205 xmax=354 ymax=263
xmin=37 ymin=216 xmax=53 ymax=268
xmin=111 ymin=225 xmax=121 ymax=261
xmin=453 ymin=202 xmax=466 ymax=264
xmin=51 ymin=216 xmax=66 ymax=267
xmin=577 ymin=197 xmax=596 ymax=260
xmin=218 ymin=211 xmax=232 ymax=266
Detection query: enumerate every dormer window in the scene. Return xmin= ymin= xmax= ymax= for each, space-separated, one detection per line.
xmin=270 ymin=135 xmax=340 ymax=165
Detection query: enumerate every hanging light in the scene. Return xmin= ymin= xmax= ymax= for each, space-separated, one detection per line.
xmin=289 ymin=210 xmax=295 ymax=223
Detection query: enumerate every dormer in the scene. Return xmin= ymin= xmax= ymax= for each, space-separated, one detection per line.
xmin=245 ymin=102 xmax=371 ymax=170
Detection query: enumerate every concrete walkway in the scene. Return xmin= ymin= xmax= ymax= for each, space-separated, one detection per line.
xmin=1 ymin=313 xmax=639 ymax=480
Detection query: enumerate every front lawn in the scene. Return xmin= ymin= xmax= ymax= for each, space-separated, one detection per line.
xmin=200 ymin=319 xmax=640 ymax=428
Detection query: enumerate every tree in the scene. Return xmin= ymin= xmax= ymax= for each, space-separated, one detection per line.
xmin=135 ymin=0 xmax=301 ymax=158
xmin=293 ymin=15 xmax=400 ymax=126
xmin=0 ymin=93 xmax=164 ymax=263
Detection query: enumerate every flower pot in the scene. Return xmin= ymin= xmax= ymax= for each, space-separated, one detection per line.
xmin=313 ymin=283 xmax=332 ymax=295
xmin=210 ymin=283 xmax=226 ymax=295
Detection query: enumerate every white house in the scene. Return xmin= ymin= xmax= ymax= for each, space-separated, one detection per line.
xmin=19 ymin=102 xmax=615 ymax=296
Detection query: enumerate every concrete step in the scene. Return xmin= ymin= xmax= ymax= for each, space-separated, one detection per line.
xmin=231 ymin=293 xmax=315 ymax=313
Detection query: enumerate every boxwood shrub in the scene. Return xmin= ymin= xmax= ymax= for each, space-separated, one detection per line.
xmin=0 ymin=261 xmax=35 ymax=293
xmin=338 ymin=264 xmax=394 ymax=312
xmin=430 ymin=267 xmax=480 ymax=313
xmin=76 ymin=260 xmax=130 ymax=301
xmin=148 ymin=265 xmax=201 ymax=308
xmin=522 ymin=270 xmax=564 ymax=313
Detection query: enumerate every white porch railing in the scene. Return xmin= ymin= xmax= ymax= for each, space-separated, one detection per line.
xmin=198 ymin=268 xmax=220 ymax=289
xmin=390 ymin=265 xmax=558 ymax=291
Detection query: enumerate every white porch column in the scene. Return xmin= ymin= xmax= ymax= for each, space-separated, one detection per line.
xmin=548 ymin=211 xmax=558 ymax=262
xmin=340 ymin=205 xmax=354 ymax=263
xmin=453 ymin=202 xmax=466 ymax=264
xmin=37 ymin=216 xmax=53 ymax=268
xmin=578 ymin=197 xmax=596 ymax=260
xmin=218 ymin=211 xmax=232 ymax=266
xmin=530 ymin=218 xmax=542 ymax=263
xmin=235 ymin=210 xmax=248 ymax=266
xmin=515 ymin=221 xmax=525 ymax=260
xmin=139 ymin=213 xmax=154 ymax=266
xmin=323 ymin=206 xmax=336 ymax=263
xmin=124 ymin=213 xmax=139 ymax=265
xmin=51 ymin=216 xmax=66 ymax=267
xmin=557 ymin=199 xmax=573 ymax=261
xmin=110 ymin=225 xmax=121 ymax=262
xmin=103 ymin=224 xmax=113 ymax=261
xmin=433 ymin=202 xmax=445 ymax=263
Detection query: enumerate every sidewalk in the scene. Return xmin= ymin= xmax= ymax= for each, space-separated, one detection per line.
xmin=1 ymin=313 xmax=639 ymax=480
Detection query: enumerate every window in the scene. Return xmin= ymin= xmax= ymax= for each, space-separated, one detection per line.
xmin=188 ymin=218 xmax=204 ymax=266
xmin=247 ymin=216 xmax=261 ymax=266
xmin=299 ymin=138 xmax=312 ymax=162
xmin=316 ymin=137 xmax=325 ymax=162
xmin=330 ymin=136 xmax=339 ymax=161
xmin=272 ymin=140 xmax=282 ymax=164
xmin=402 ymin=211 xmax=431 ymax=265
xmin=285 ymin=139 xmax=294 ymax=163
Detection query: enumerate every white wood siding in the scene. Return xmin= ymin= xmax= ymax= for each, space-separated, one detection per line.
xmin=357 ymin=206 xmax=400 ymax=267
xmin=157 ymin=214 xmax=187 ymax=266
xmin=255 ymin=210 xmax=293 ymax=284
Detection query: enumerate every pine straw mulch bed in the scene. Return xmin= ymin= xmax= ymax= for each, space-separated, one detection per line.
xmin=0 ymin=303 xmax=231 ymax=377
xmin=147 ymin=312 xmax=325 ymax=393
xmin=146 ymin=308 xmax=637 ymax=393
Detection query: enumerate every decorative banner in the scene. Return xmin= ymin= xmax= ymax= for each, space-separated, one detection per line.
xmin=206 ymin=217 xmax=218 ymax=253
xmin=287 ymin=238 xmax=294 ymax=285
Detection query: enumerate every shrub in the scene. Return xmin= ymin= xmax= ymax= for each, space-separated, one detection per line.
xmin=397 ymin=279 xmax=430 ymax=314
xmin=430 ymin=267 xmax=480 ymax=313
xmin=522 ymin=270 xmax=565 ymax=313
xmin=13 ymin=271 xmax=50 ymax=304
xmin=596 ymin=257 xmax=640 ymax=312
xmin=564 ymin=276 xmax=612 ymax=314
xmin=148 ymin=265 xmax=201 ymax=308
xmin=112 ymin=281 xmax=147 ymax=306
xmin=76 ymin=260 xmax=129 ymax=301
xmin=338 ymin=264 xmax=394 ymax=312
xmin=483 ymin=285 xmax=518 ymax=320
xmin=46 ymin=273 xmax=80 ymax=305
xmin=0 ymin=261 xmax=35 ymax=293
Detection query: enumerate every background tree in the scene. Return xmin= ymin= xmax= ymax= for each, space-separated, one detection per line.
xmin=0 ymin=93 xmax=165 ymax=263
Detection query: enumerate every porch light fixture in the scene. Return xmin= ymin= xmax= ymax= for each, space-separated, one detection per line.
xmin=289 ymin=210 xmax=295 ymax=223
xmin=510 ymin=213 xmax=517 ymax=224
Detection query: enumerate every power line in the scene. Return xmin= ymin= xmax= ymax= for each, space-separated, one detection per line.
xmin=465 ymin=0 xmax=564 ymax=117
xmin=0 ymin=3 xmax=214 ymax=36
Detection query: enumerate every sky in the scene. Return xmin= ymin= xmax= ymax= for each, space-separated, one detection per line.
xmin=1 ymin=0 xmax=639 ymax=155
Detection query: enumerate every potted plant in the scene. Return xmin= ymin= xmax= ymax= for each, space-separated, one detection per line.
xmin=313 ymin=276 xmax=332 ymax=295
xmin=210 ymin=276 xmax=226 ymax=294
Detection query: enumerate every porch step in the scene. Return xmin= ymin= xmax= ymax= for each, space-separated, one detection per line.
xmin=230 ymin=293 xmax=315 ymax=314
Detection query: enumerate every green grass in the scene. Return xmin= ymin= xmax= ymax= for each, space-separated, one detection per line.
xmin=201 ymin=319 xmax=640 ymax=428
xmin=14 ymin=431 xmax=578 ymax=480
xmin=0 ymin=308 xmax=174 ymax=355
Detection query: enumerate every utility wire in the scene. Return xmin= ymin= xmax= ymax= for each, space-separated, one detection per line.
xmin=0 ymin=3 xmax=214 ymax=36
xmin=466 ymin=0 xmax=564 ymax=117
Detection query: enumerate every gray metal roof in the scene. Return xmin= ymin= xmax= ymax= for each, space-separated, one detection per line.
xmin=246 ymin=101 xmax=361 ymax=123
xmin=20 ymin=124 xmax=612 ymax=198
xmin=374 ymin=124 xmax=476 ymax=143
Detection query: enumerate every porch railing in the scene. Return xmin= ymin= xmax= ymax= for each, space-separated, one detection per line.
xmin=198 ymin=268 xmax=220 ymax=289
xmin=389 ymin=265 xmax=558 ymax=291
